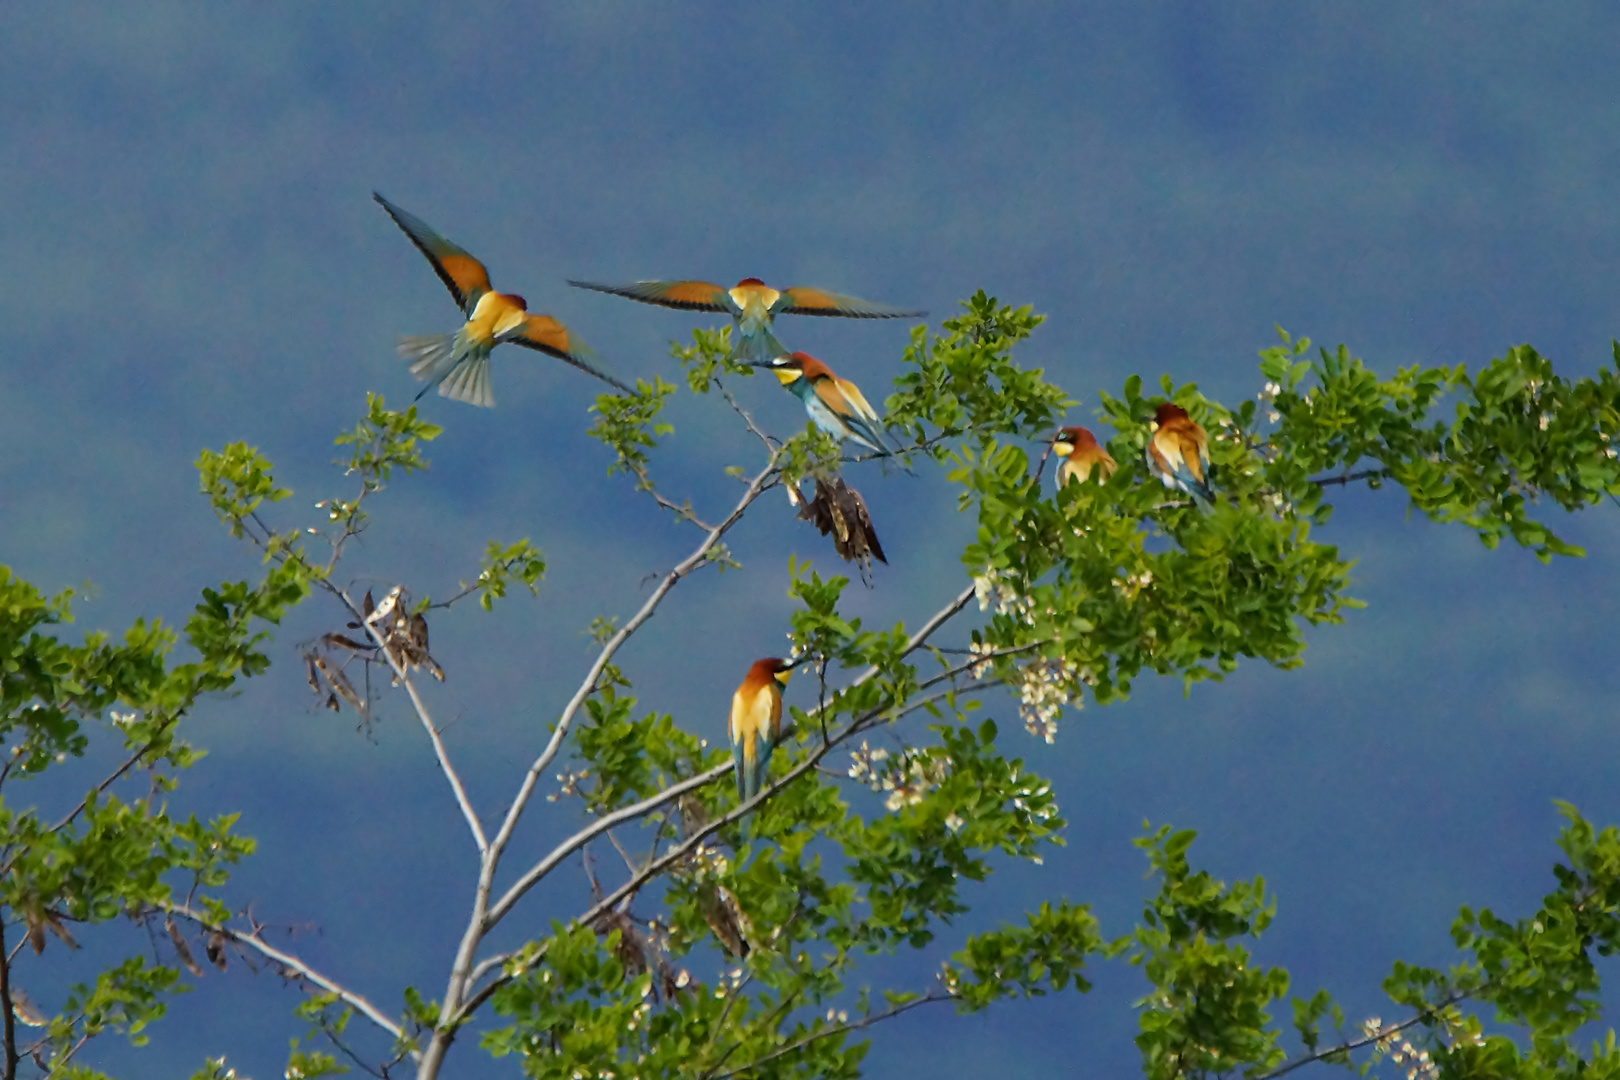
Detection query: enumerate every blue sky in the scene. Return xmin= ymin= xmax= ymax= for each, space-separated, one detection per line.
xmin=4 ymin=4 xmax=1620 ymax=1076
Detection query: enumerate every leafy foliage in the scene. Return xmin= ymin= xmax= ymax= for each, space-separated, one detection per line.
xmin=10 ymin=292 xmax=1620 ymax=1079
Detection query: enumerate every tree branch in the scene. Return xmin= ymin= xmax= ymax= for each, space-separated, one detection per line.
xmin=1 ymin=916 xmax=16 ymax=1080
xmin=719 ymin=382 xmax=777 ymax=452
xmin=415 ymin=454 xmax=781 ymax=1079
xmin=166 ymin=903 xmax=412 ymax=1057
xmin=488 ymin=453 xmax=780 ymax=870
xmin=484 ymin=763 xmax=731 ymax=928
xmin=344 ymin=588 xmax=488 ymax=856
xmin=454 ymin=683 xmax=985 ymax=1025
xmin=707 ymin=989 xmax=953 ymax=1080
xmin=1254 ymin=986 xmax=1485 ymax=1080
xmin=1308 ymin=467 xmax=1389 ymax=489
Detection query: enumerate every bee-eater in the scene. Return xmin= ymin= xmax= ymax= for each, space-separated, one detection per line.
xmin=567 ymin=277 xmax=924 ymax=364
xmin=374 ymin=193 xmax=631 ymax=406
xmin=1052 ymin=426 xmax=1117 ymax=487
xmin=754 ymin=352 xmax=894 ymax=455
xmin=792 ymin=475 xmax=886 ymax=577
xmin=1144 ymin=403 xmax=1214 ymax=506
xmin=730 ymin=658 xmax=791 ymax=802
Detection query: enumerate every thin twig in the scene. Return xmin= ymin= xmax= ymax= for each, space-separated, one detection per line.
xmin=629 ymin=462 xmax=718 ymax=530
xmin=166 ymin=903 xmax=412 ymax=1056
xmin=483 ymin=764 xmax=729 ymax=929
xmin=1254 ymin=986 xmax=1484 ymax=1080
xmin=720 ymin=383 xmax=777 ymax=452
xmin=346 ymin=590 xmax=488 ymax=855
xmin=848 ymin=584 xmax=976 ymax=692
xmin=1308 ymin=467 xmax=1389 ymax=489
xmin=708 ymin=990 xmax=953 ymax=1079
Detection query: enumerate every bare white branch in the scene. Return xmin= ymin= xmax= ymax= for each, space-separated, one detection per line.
xmin=346 ymin=588 xmax=488 ymax=855
xmin=485 ymin=763 xmax=730 ymax=927
xmin=488 ymin=454 xmax=779 ymax=869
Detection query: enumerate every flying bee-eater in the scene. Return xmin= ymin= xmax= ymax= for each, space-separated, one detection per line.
xmin=567 ymin=276 xmax=924 ymax=364
xmin=1052 ymin=426 xmax=1117 ymax=488
xmin=730 ymin=658 xmax=792 ymax=802
xmin=374 ymin=193 xmax=631 ymax=406
xmin=753 ymin=352 xmax=894 ymax=455
xmin=1144 ymin=403 xmax=1214 ymax=506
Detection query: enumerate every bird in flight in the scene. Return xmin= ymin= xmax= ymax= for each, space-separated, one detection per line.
xmin=730 ymin=657 xmax=793 ymax=802
xmin=1144 ymin=404 xmax=1214 ymax=506
xmin=374 ymin=193 xmax=630 ymax=406
xmin=568 ymin=276 xmax=924 ymax=364
xmin=754 ymin=352 xmax=896 ymax=456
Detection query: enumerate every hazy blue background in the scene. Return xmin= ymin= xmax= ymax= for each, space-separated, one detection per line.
xmin=3 ymin=3 xmax=1619 ymax=1076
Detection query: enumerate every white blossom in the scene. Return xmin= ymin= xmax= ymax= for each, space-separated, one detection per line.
xmin=1016 ymin=656 xmax=1082 ymax=743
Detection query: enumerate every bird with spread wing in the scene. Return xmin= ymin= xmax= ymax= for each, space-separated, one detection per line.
xmin=568 ymin=276 xmax=923 ymax=364
xmin=374 ymin=193 xmax=630 ymax=406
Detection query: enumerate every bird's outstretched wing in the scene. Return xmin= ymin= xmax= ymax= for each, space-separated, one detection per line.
xmin=568 ymin=279 xmax=735 ymax=314
xmin=507 ymin=315 xmax=634 ymax=394
xmin=374 ymin=192 xmax=492 ymax=316
xmin=774 ymin=287 xmax=925 ymax=319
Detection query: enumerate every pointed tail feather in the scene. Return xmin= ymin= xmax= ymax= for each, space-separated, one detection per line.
xmin=439 ymin=351 xmax=495 ymax=408
xmin=734 ymin=736 xmax=774 ymax=802
xmin=397 ymin=334 xmax=460 ymax=382
xmin=397 ymin=334 xmax=496 ymax=408
xmin=751 ymin=742 xmax=772 ymax=801
xmin=733 ymin=324 xmax=788 ymax=365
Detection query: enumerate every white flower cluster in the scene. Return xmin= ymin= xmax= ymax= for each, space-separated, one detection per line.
xmin=109 ymin=709 xmax=139 ymax=728
xmin=967 ymin=639 xmax=997 ymax=678
xmin=1016 ymin=657 xmax=1082 ymax=744
xmin=848 ymin=741 xmax=950 ymax=811
xmin=973 ymin=566 xmax=1035 ymax=625
xmin=1113 ymin=569 xmax=1153 ymax=599
xmin=1257 ymin=380 xmax=1283 ymax=424
xmin=1362 ymin=1012 xmax=1483 ymax=1080
xmin=847 ymin=740 xmax=889 ymax=785
xmin=686 ymin=845 xmax=730 ymax=877
xmin=785 ymin=630 xmax=808 ymax=663
xmin=546 ymin=767 xmax=590 ymax=803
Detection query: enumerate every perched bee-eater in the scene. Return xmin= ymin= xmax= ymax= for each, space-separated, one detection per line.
xmin=1052 ymin=426 xmax=1117 ymax=488
xmin=568 ymin=277 xmax=924 ymax=364
xmin=730 ymin=658 xmax=792 ymax=802
xmin=754 ymin=352 xmax=894 ymax=455
xmin=374 ymin=193 xmax=630 ymax=406
xmin=1144 ymin=403 xmax=1214 ymax=506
